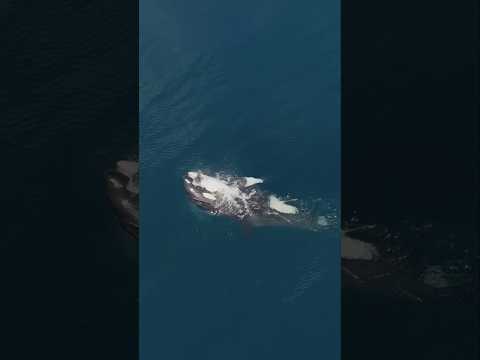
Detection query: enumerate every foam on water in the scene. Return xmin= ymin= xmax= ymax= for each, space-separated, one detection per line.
xmin=202 ymin=192 xmax=216 ymax=200
xmin=268 ymin=195 xmax=299 ymax=214
xmin=190 ymin=171 xmax=259 ymax=218
xmin=244 ymin=177 xmax=264 ymax=187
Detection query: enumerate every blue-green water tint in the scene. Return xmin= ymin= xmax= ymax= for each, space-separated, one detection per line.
xmin=140 ymin=1 xmax=340 ymax=359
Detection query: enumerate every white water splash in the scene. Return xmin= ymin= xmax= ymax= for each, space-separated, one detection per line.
xmin=268 ymin=195 xmax=299 ymax=214
xmin=189 ymin=171 xmax=260 ymax=218
xmin=244 ymin=177 xmax=264 ymax=187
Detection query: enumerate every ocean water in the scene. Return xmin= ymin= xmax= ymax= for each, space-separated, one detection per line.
xmin=140 ymin=1 xmax=340 ymax=359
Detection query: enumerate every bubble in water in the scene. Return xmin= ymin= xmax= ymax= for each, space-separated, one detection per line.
xmin=317 ymin=216 xmax=329 ymax=226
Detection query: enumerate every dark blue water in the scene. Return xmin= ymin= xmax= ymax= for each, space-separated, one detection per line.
xmin=140 ymin=1 xmax=340 ymax=358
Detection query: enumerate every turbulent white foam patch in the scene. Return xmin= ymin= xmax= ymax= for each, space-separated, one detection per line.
xmin=194 ymin=174 xmax=232 ymax=193
xmin=268 ymin=195 xmax=299 ymax=214
xmin=244 ymin=177 xmax=263 ymax=187
xmin=189 ymin=171 xmax=256 ymax=218
xmin=202 ymin=192 xmax=216 ymax=200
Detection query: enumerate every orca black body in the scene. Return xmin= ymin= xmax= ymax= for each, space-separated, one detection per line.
xmin=183 ymin=170 xmax=330 ymax=231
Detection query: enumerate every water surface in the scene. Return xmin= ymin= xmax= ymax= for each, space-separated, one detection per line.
xmin=140 ymin=1 xmax=340 ymax=358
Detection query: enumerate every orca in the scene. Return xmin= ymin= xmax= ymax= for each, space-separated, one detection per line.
xmin=183 ymin=170 xmax=334 ymax=231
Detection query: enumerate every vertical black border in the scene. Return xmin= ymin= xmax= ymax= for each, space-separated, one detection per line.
xmin=342 ymin=1 xmax=478 ymax=359
xmin=3 ymin=1 xmax=139 ymax=359
xmin=473 ymin=0 xmax=479 ymax=356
